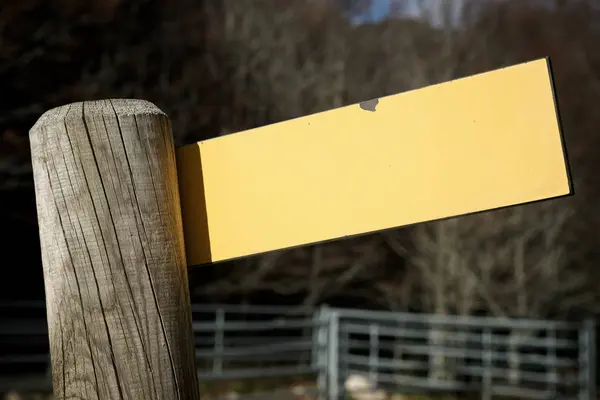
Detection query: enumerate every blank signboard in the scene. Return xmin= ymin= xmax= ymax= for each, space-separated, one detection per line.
xmin=176 ymin=57 xmax=571 ymax=266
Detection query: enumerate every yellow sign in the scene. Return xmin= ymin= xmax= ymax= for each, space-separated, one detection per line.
xmin=177 ymin=58 xmax=571 ymax=266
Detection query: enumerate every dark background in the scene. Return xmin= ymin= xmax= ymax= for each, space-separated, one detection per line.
xmin=1 ymin=0 xmax=600 ymax=322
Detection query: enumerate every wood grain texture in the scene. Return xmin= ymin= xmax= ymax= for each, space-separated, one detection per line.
xmin=29 ymin=99 xmax=200 ymax=400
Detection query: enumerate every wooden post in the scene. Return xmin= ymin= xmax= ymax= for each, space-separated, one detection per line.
xmin=29 ymin=99 xmax=200 ymax=399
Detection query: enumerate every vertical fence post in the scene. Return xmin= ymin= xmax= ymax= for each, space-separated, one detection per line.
xmin=29 ymin=100 xmax=200 ymax=399
xmin=579 ymin=319 xmax=596 ymax=400
xmin=546 ymin=327 xmax=557 ymax=395
xmin=339 ymin=322 xmax=349 ymax=392
xmin=214 ymin=308 xmax=225 ymax=374
xmin=587 ymin=320 xmax=597 ymax=400
xmin=369 ymin=324 xmax=379 ymax=387
xmin=482 ymin=327 xmax=492 ymax=400
xmin=315 ymin=306 xmax=329 ymax=400
xmin=328 ymin=310 xmax=340 ymax=400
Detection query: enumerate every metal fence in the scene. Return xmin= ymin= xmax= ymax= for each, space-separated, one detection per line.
xmin=324 ymin=307 xmax=596 ymax=400
xmin=0 ymin=302 xmax=596 ymax=399
xmin=191 ymin=303 xmax=318 ymax=382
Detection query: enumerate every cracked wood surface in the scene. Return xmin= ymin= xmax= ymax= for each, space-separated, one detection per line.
xmin=29 ymin=99 xmax=200 ymax=400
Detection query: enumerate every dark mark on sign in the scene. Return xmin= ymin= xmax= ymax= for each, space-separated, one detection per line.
xmin=360 ymin=98 xmax=379 ymax=112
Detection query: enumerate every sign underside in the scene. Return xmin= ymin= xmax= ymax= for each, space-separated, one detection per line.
xmin=177 ymin=58 xmax=571 ymax=266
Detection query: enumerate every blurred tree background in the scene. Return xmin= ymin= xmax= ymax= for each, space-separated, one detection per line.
xmin=1 ymin=0 xmax=600 ymax=323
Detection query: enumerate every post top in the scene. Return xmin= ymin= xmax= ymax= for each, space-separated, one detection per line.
xmin=30 ymin=99 xmax=166 ymax=133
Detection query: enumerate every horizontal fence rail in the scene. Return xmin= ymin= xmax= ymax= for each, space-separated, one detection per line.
xmin=0 ymin=302 xmax=595 ymax=399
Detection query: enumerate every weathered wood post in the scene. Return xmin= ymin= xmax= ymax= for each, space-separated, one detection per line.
xmin=29 ymin=99 xmax=200 ymax=399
